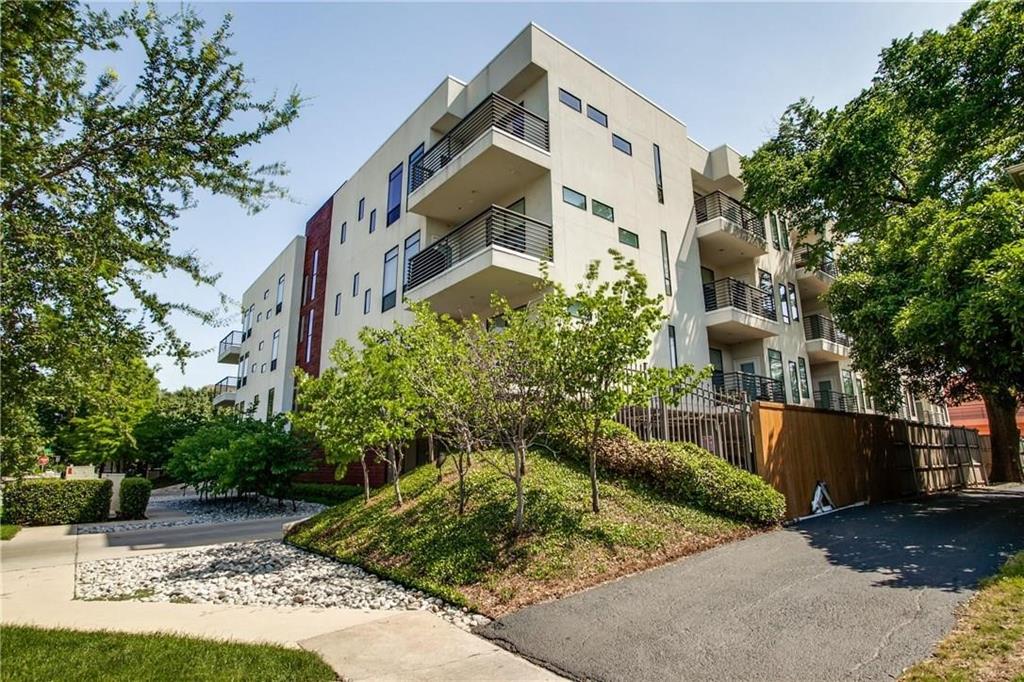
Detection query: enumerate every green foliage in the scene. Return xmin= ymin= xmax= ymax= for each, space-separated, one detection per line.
xmin=118 ymin=477 xmax=153 ymax=520
xmin=1 ymin=478 xmax=112 ymax=525
xmin=0 ymin=625 xmax=336 ymax=682
xmin=167 ymin=414 xmax=313 ymax=502
xmin=0 ymin=1 xmax=302 ymax=465
xmin=132 ymin=386 xmax=215 ymax=471
xmin=288 ymin=482 xmax=363 ymax=506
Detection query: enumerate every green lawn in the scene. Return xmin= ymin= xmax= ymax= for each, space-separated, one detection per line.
xmin=901 ymin=551 xmax=1024 ymax=682
xmin=0 ymin=524 xmax=20 ymax=541
xmin=288 ymin=449 xmax=750 ymax=616
xmin=0 ymin=626 xmax=336 ymax=682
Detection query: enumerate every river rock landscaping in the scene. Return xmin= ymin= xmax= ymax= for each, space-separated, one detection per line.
xmin=74 ymin=540 xmax=490 ymax=631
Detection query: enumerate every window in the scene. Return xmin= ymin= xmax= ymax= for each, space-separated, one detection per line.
xmin=778 ymin=283 xmax=790 ymax=323
xmin=301 ymin=275 xmax=308 ymax=305
xmin=855 ymin=378 xmax=866 ymax=412
xmin=263 ymin=288 xmax=269 ymax=300
xmin=789 ymin=361 xmax=800 ymax=403
xmin=261 ymin=362 xmax=267 ymax=373
xmin=258 ymin=340 xmax=264 ymax=351
xmin=369 ymin=209 xmax=376 ymax=233
xmin=653 ymin=143 xmax=664 ymax=203
xmin=767 ymin=349 xmax=785 ymax=402
xmin=382 ymin=245 xmax=399 ymax=312
xmin=408 ymin=143 xmax=425 ymax=193
xmin=304 ymin=311 xmax=314 ymax=363
xmin=781 ymin=216 xmax=791 ymax=250
xmin=660 ymin=230 xmax=672 ymax=295
xmin=266 ymin=388 xmax=275 ymax=420
xmin=276 ymin=275 xmax=285 ymax=314
xmin=310 ymin=249 xmax=319 ymax=301
xmin=334 ymin=292 xmax=341 ymax=316
xmin=352 ymin=272 xmax=360 ymax=297
xmin=586 ymin=104 xmax=607 ymax=127
xmin=358 ymin=197 xmax=365 ymax=221
xmin=788 ymin=283 xmax=799 ymax=321
xmin=386 ymin=164 xmax=402 ymax=226
xmin=340 ymin=221 xmax=347 ymax=244
xmin=562 ymin=186 xmax=586 ymax=210
xmin=266 ymin=307 xmax=272 ymax=319
xmin=758 ymin=270 xmax=775 ymax=318
xmin=797 ymin=357 xmax=810 ymax=399
xmin=558 ymin=88 xmax=581 ymax=112
xmin=612 ymin=134 xmax=632 ymax=155
xmin=668 ymin=325 xmax=678 ymax=369
xmin=770 ymin=214 xmax=781 ymax=249
xmin=842 ymin=369 xmax=856 ymax=398
xmin=363 ymin=288 xmax=371 ymax=314
xmin=403 ymin=231 xmax=420 ymax=288
xmin=618 ymin=228 xmax=639 ymax=248
xmin=257 ymin=312 xmax=262 ymax=323
xmin=245 ymin=305 xmax=255 ymax=338
xmin=592 ymin=199 xmax=614 ymax=221
xmin=270 ymin=330 xmax=280 ymax=371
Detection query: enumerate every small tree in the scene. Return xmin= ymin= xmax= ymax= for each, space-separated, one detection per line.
xmin=133 ymin=386 xmax=215 ymax=474
xmin=552 ymin=252 xmax=709 ymax=512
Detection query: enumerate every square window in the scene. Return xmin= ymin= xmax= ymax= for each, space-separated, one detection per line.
xmin=592 ymin=199 xmax=614 ymax=222
xmin=586 ymin=105 xmax=607 ymax=127
xmin=612 ymin=134 xmax=632 ymax=156
xmin=618 ymin=228 xmax=639 ymax=248
xmin=562 ymin=186 xmax=586 ymax=210
xmin=558 ymin=88 xmax=582 ymax=112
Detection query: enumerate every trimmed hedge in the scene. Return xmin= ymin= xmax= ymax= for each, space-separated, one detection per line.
xmin=119 ymin=477 xmax=153 ymax=520
xmin=562 ymin=430 xmax=785 ymax=525
xmin=0 ymin=479 xmax=113 ymax=526
xmin=289 ymin=482 xmax=362 ymax=506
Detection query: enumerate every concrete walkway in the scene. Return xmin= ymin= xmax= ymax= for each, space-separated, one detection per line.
xmin=478 ymin=487 xmax=1024 ymax=682
xmin=2 ymin=519 xmax=558 ymax=681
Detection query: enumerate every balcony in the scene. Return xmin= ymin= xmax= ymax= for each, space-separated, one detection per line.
xmin=803 ymin=314 xmax=851 ymax=363
xmin=408 ymin=93 xmax=551 ymax=223
xmin=814 ymin=390 xmax=860 ymax=413
xmin=703 ymin=278 xmax=779 ymax=343
xmin=405 ymin=205 xmax=552 ymax=317
xmin=795 ymin=245 xmax=838 ymax=299
xmin=212 ymin=376 xmax=239 ymax=407
xmin=217 ymin=330 xmax=244 ymax=364
xmin=694 ymin=191 xmax=768 ymax=266
xmin=713 ymin=371 xmax=786 ymax=404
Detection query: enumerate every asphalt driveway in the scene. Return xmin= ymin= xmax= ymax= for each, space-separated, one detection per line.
xmin=477 ymin=486 xmax=1024 ymax=681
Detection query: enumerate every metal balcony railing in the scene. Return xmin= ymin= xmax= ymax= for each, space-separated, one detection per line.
xmin=694 ymin=191 xmax=767 ymax=242
xmin=713 ymin=371 xmax=786 ymax=403
xmin=218 ymin=330 xmax=244 ymax=356
xmin=409 ymin=93 xmax=549 ymax=192
xmin=803 ymin=314 xmax=851 ymax=346
xmin=814 ymin=390 xmax=859 ymax=413
xmin=795 ymin=245 xmax=838 ymax=278
xmin=214 ymin=376 xmax=239 ymax=396
xmin=405 ymin=205 xmax=553 ymax=291
xmin=703 ymin=278 xmax=777 ymax=321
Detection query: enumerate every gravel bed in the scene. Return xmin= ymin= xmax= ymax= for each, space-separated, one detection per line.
xmin=75 ymin=540 xmax=490 ymax=631
xmin=78 ymin=496 xmax=326 ymax=535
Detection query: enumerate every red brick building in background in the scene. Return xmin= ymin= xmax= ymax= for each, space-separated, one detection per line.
xmin=948 ymin=400 xmax=1024 ymax=436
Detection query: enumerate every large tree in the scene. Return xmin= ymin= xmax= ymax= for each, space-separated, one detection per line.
xmin=742 ymin=0 xmax=1023 ymax=481
xmin=1 ymin=1 xmax=301 ymax=461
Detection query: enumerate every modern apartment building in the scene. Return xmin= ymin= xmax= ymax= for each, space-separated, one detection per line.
xmin=214 ymin=23 xmax=947 ymax=427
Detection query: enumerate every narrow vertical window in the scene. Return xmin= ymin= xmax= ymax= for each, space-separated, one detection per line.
xmin=770 ymin=214 xmax=781 ymax=249
xmin=270 ymin=330 xmax=280 ymax=370
xmin=363 ymin=288 xmax=371 ymax=314
xmin=358 ymin=198 xmax=365 ymax=221
xmin=305 ymin=311 xmax=314 ymax=363
xmin=352 ymin=272 xmax=360 ymax=297
xmin=403 ymin=231 xmax=421 ymax=289
xmin=334 ymin=292 xmax=341 ymax=316
xmin=668 ymin=325 xmax=678 ymax=369
xmin=788 ymin=361 xmax=800 ymax=403
xmin=386 ymin=164 xmax=403 ymax=226
xmin=797 ymin=357 xmax=810 ymax=399
xmin=659 ymin=230 xmax=672 ymax=295
xmin=781 ymin=216 xmax=791 ymax=250
xmin=788 ymin=282 xmax=799 ymax=320
xmin=408 ymin=143 xmax=425 ymax=194
xmin=778 ymin=283 xmax=790 ymax=323
xmin=266 ymin=388 xmax=275 ymax=420
xmin=767 ymin=349 xmax=785 ymax=402
xmin=310 ymin=249 xmax=319 ymax=301
xmin=369 ymin=209 xmax=376 ymax=233
xmin=382 ymin=245 xmax=399 ymax=311
xmin=340 ymin=221 xmax=347 ymax=244
xmin=276 ymin=275 xmax=285 ymax=314
xmin=758 ymin=269 xmax=775 ymax=319
xmin=653 ymin=143 xmax=664 ymax=204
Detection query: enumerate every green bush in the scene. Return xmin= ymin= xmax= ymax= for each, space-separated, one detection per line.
xmin=0 ymin=479 xmax=113 ymax=525
xmin=289 ymin=482 xmax=362 ymax=506
xmin=119 ymin=477 xmax=153 ymax=520
xmin=561 ymin=433 xmax=785 ymax=525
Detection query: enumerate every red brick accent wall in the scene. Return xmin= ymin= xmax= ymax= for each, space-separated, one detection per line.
xmin=295 ymin=198 xmax=332 ymax=378
xmin=297 ymin=449 xmax=388 ymax=487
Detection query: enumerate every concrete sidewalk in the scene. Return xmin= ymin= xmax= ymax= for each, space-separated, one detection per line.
xmin=2 ymin=522 xmax=558 ymax=681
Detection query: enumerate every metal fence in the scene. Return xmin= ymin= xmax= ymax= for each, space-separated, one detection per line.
xmin=693 ymin=190 xmax=767 ymax=242
xmin=703 ymin=277 xmax=778 ymax=321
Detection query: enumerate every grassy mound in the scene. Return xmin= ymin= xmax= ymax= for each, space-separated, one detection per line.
xmin=288 ymin=449 xmax=751 ymax=616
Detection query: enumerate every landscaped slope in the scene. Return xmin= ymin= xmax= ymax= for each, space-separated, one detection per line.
xmin=287 ymin=449 xmax=752 ymax=616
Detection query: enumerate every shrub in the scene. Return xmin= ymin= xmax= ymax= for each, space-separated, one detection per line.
xmin=119 ymin=477 xmax=153 ymax=520
xmin=289 ymin=482 xmax=363 ymax=506
xmin=561 ymin=433 xmax=785 ymax=525
xmin=0 ymin=479 xmax=113 ymax=525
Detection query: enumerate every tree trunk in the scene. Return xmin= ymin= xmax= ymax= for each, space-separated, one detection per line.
xmin=388 ymin=443 xmax=404 ymax=507
xmin=360 ymin=455 xmax=370 ymax=504
xmin=588 ymin=419 xmax=602 ymax=513
xmin=458 ymin=455 xmax=467 ymax=516
xmin=983 ymin=389 xmax=1023 ymax=483
xmin=428 ymin=433 xmax=435 ymax=463
xmin=513 ymin=446 xmax=525 ymax=532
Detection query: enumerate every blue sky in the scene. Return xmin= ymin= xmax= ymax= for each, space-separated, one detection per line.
xmin=97 ymin=1 xmax=969 ymax=390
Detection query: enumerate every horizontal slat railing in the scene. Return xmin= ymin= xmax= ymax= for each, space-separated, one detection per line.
xmin=795 ymin=245 xmax=838 ymax=278
xmin=712 ymin=371 xmax=786 ymax=404
xmin=803 ymin=314 xmax=851 ymax=346
xmin=410 ymin=93 xmax=549 ymax=192
xmin=813 ymin=390 xmax=859 ymax=413
xmin=406 ymin=206 xmax=553 ymax=291
xmin=703 ymin=277 xmax=777 ymax=321
xmin=694 ymin=191 xmax=767 ymax=242
xmin=214 ymin=376 xmax=239 ymax=396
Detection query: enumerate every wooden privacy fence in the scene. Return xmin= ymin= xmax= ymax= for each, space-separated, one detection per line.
xmin=753 ymin=402 xmax=987 ymax=520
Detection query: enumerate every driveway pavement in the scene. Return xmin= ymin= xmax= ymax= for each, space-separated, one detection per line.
xmin=477 ymin=486 xmax=1024 ymax=682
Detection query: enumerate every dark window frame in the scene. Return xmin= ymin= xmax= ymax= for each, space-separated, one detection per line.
xmin=586 ymin=104 xmax=607 ymax=127
xmin=358 ymin=197 xmax=365 ymax=221
xmin=592 ymin=199 xmax=614 ymax=222
xmin=558 ymin=88 xmax=582 ymax=112
xmin=653 ymin=143 xmax=664 ymax=203
xmin=386 ymin=163 xmax=403 ymax=226
xmin=659 ymin=230 xmax=672 ymax=295
xmin=562 ymin=186 xmax=586 ymax=210
xmin=618 ymin=227 xmax=639 ymax=248
xmin=381 ymin=245 xmax=399 ymax=312
xmin=612 ymin=134 xmax=632 ymax=156
xmin=369 ymin=208 xmax=376 ymax=233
